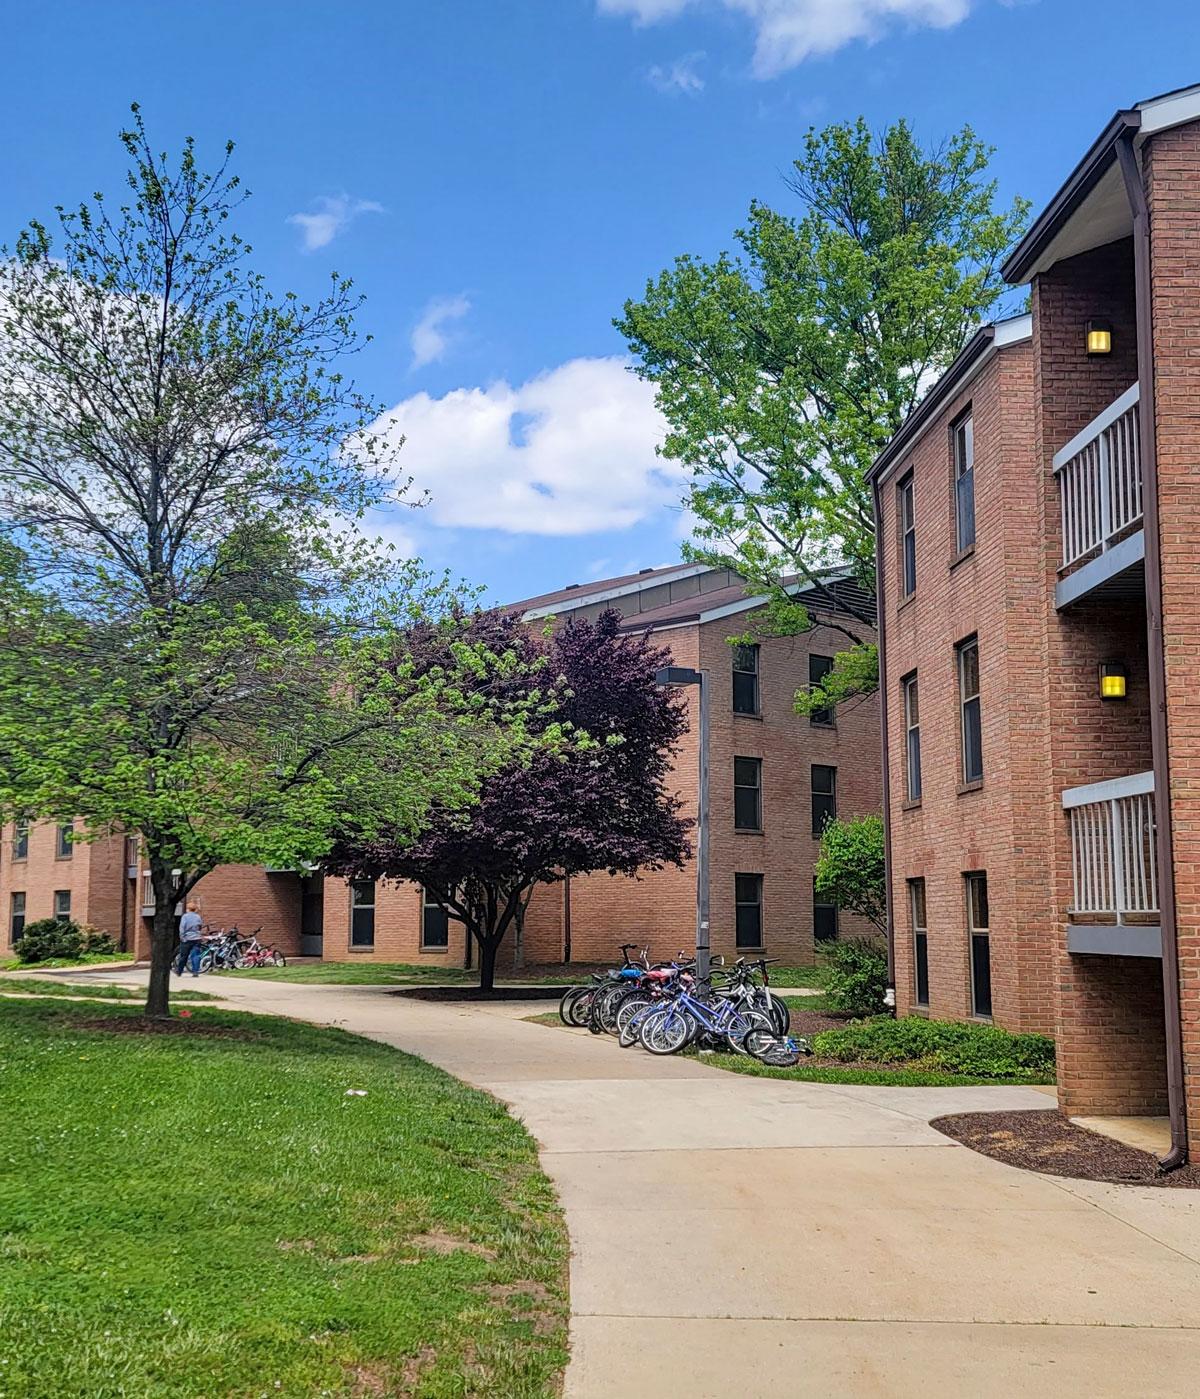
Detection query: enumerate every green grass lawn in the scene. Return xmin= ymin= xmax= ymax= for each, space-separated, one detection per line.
xmin=218 ymin=961 xmax=575 ymax=987
xmin=0 ymin=951 xmax=135 ymax=972
xmin=0 ymin=999 xmax=568 ymax=1397
xmin=0 ymin=977 xmax=213 ymax=1002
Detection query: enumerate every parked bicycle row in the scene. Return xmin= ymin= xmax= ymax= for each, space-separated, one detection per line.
xmin=174 ymin=925 xmax=287 ymax=975
xmin=558 ymin=945 xmax=811 ymax=1067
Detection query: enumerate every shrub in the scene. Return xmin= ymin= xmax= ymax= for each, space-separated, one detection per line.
xmin=811 ymin=1016 xmax=1056 ymax=1083
xmin=823 ymin=937 xmax=889 ymax=1016
xmin=13 ymin=920 xmax=116 ymax=964
xmin=814 ymin=815 xmax=886 ymax=935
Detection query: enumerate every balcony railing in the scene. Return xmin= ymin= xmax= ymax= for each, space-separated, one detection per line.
xmin=1054 ymin=383 xmax=1142 ymax=570
xmin=1062 ymin=770 xmax=1157 ymax=920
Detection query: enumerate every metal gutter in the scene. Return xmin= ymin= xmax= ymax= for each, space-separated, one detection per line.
xmin=1003 ymin=111 xmax=1141 ymax=284
xmin=1116 ymin=129 xmax=1189 ymax=1170
xmin=871 ymin=475 xmax=896 ymax=995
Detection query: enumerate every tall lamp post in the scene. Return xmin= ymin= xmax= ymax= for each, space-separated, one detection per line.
xmin=655 ymin=665 xmax=710 ymax=981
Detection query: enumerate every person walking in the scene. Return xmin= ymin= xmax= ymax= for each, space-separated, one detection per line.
xmin=175 ymin=903 xmax=205 ymax=976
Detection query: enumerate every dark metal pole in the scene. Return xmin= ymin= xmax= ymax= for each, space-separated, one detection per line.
xmin=696 ymin=669 xmax=711 ymax=982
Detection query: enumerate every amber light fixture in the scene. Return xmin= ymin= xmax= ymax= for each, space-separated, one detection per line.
xmin=1086 ymin=319 xmax=1113 ymax=355
xmin=1099 ymin=660 xmax=1128 ymax=701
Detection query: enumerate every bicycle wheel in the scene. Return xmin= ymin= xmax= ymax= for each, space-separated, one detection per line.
xmin=725 ymin=1008 xmax=774 ymax=1054
xmin=640 ymin=1007 xmax=692 ymax=1055
xmin=745 ymin=1031 xmax=806 ymax=1068
xmin=588 ymin=982 xmax=623 ymax=1035
xmin=558 ymin=986 xmax=589 ymax=1026
xmin=762 ymin=991 xmax=790 ymax=1035
xmin=615 ymin=994 xmax=652 ymax=1039
xmin=568 ymin=987 xmax=599 ymax=1027
xmin=196 ymin=951 xmax=214 ymax=975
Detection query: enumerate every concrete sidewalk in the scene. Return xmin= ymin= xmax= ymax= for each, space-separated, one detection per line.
xmin=41 ymin=968 xmax=1200 ymax=1397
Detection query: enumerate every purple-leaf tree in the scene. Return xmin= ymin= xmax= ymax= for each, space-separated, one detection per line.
xmin=328 ymin=609 xmax=692 ymax=991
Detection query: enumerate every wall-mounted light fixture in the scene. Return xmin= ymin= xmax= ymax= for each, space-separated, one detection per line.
xmin=1086 ymin=319 xmax=1113 ymax=356
xmin=1099 ymin=659 xmax=1128 ymax=701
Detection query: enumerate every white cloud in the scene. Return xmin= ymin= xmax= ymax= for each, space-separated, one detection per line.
xmin=287 ymin=194 xmax=384 ymax=252
xmin=600 ymin=0 xmax=972 ymax=76
xmin=410 ymin=293 xmax=472 ymax=369
xmin=368 ymin=357 xmax=683 ymax=536
xmin=647 ymin=51 xmax=706 ymax=94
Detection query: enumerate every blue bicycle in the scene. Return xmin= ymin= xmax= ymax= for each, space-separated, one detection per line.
xmin=631 ymin=983 xmax=806 ymax=1065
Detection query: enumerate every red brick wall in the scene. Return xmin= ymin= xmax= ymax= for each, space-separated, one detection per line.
xmin=563 ymin=613 xmax=881 ymax=967
xmin=882 ymin=336 xmax=1057 ymax=1033
xmin=1031 ymin=231 xmax=1167 ymax=1117
xmin=0 ymin=821 xmax=132 ymax=949
xmin=1146 ymin=120 xmax=1200 ymax=1155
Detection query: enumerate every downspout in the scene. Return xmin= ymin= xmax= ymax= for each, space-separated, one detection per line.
xmin=1116 ymin=129 xmax=1189 ymax=1170
xmin=872 ymin=476 xmax=897 ymax=999
xmin=562 ymin=875 xmax=572 ymax=966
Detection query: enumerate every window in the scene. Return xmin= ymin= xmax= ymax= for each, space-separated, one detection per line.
xmin=811 ymin=764 xmax=837 ymax=836
xmin=733 ymin=757 xmax=762 ymax=831
xmin=899 ymin=472 xmax=916 ymax=598
xmin=12 ymin=822 xmax=29 ymax=861
xmin=421 ymin=888 xmax=450 ymax=950
xmin=53 ymin=890 xmax=71 ymax=922
xmin=10 ymin=892 xmax=26 ymax=944
xmin=349 ymin=880 xmax=376 ymax=948
xmin=55 ymin=823 xmax=74 ymax=859
xmin=732 ymin=643 xmax=760 ymax=715
xmin=966 ymin=872 xmax=991 ymax=1018
xmin=140 ymin=871 xmax=155 ymax=913
xmin=808 ymin=654 xmax=835 ymax=726
xmin=902 ymin=673 xmax=921 ymax=802
xmin=909 ymin=879 xmax=928 ymax=1007
xmin=957 ymin=637 xmax=983 ymax=784
xmin=813 ymin=878 xmax=838 ymax=943
xmin=735 ymin=873 xmax=763 ymax=949
xmin=124 ymin=835 xmax=139 ymax=868
xmin=954 ymin=411 xmax=975 ymax=553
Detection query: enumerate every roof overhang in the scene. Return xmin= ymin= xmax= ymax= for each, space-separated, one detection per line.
xmin=1003 ymin=83 xmax=1200 ymax=285
xmin=867 ymin=315 xmax=1032 ymax=488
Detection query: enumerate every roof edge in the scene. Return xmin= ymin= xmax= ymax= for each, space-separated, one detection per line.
xmin=1002 ymin=110 xmax=1141 ymax=284
xmin=867 ymin=316 xmax=1032 ymax=487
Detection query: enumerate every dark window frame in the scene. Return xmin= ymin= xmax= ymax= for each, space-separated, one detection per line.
xmin=421 ymin=887 xmax=451 ymax=950
xmin=12 ymin=822 xmax=29 ymax=861
xmin=966 ymin=871 xmax=992 ymax=1018
xmin=811 ymin=764 xmax=837 ymax=837
xmin=732 ymin=643 xmax=760 ymax=716
xmin=10 ymin=891 xmax=26 ymax=943
xmin=734 ymin=872 xmax=764 ymax=949
xmin=953 ymin=408 xmax=975 ymax=554
xmin=808 ymin=653 xmax=835 ymax=727
xmin=55 ymin=823 xmax=74 ymax=859
xmin=813 ymin=876 xmax=838 ymax=943
xmin=957 ymin=636 xmax=983 ymax=785
xmin=53 ymin=889 xmax=71 ymax=922
xmin=898 ymin=471 xmax=917 ymax=598
xmin=733 ymin=756 xmax=763 ymax=832
xmin=349 ymin=879 xmax=376 ymax=949
xmin=909 ymin=878 xmax=928 ymax=1007
xmin=902 ymin=672 xmax=922 ymax=802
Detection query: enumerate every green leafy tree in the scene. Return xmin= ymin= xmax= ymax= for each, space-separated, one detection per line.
xmin=814 ymin=814 xmax=887 ymax=937
xmin=0 ymin=112 xmax=527 ymax=1017
xmin=618 ymin=118 xmax=1028 ymax=713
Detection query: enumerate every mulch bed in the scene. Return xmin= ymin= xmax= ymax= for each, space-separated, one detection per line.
xmin=786 ymin=1008 xmax=850 ymax=1035
xmin=931 ymin=1108 xmax=1200 ymax=1188
xmin=63 ymin=1015 xmax=264 ymax=1041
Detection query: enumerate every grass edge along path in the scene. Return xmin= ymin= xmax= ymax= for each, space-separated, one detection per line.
xmin=0 ymin=978 xmax=213 ymax=1002
xmin=525 ymin=1011 xmax=1057 ymax=1089
xmin=0 ymin=999 xmax=569 ymax=1398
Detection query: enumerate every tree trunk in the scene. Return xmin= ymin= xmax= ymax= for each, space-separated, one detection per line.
xmin=477 ymin=935 xmax=500 ymax=993
xmin=144 ymin=857 xmax=177 ymax=1018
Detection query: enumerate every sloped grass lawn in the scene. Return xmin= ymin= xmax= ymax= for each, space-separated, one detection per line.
xmin=0 ymin=978 xmax=213 ymax=1002
xmin=0 ymin=1000 xmax=568 ymax=1398
xmin=0 ymin=951 xmax=134 ymax=972
xmin=219 ymin=962 xmax=572 ymax=987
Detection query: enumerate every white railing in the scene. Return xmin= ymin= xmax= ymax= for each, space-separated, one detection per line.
xmin=1062 ymin=770 xmax=1157 ymax=920
xmin=1054 ymin=383 xmax=1142 ymax=570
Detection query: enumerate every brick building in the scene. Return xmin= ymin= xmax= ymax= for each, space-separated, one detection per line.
xmin=873 ymin=84 xmax=1200 ymax=1163
xmin=2 ymin=562 xmax=880 ymax=972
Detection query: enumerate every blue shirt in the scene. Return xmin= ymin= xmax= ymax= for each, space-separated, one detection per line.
xmin=179 ymin=911 xmax=203 ymax=940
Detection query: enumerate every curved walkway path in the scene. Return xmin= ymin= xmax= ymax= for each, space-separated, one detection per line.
xmin=49 ymin=970 xmax=1200 ymax=1397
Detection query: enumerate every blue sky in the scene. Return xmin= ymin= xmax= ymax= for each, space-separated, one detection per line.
xmin=3 ymin=1 xmax=1197 ymax=603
